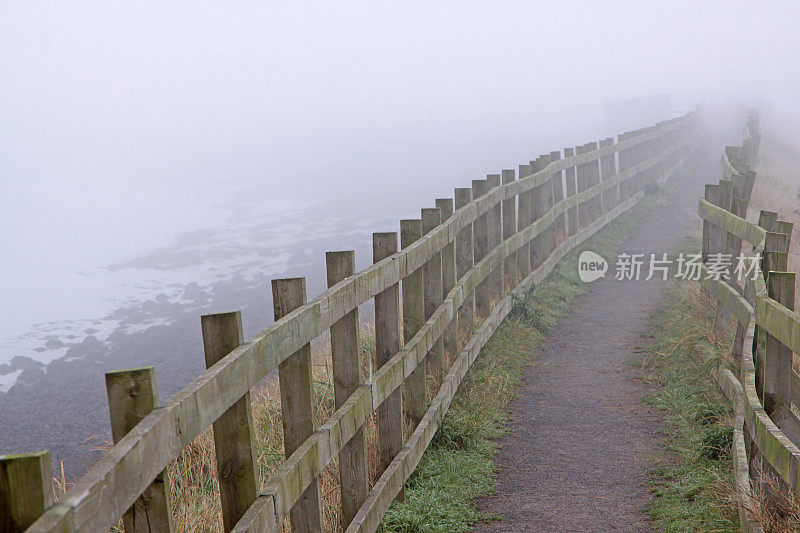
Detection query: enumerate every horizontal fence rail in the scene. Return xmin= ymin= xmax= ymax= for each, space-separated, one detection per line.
xmin=1 ymin=112 xmax=698 ymax=533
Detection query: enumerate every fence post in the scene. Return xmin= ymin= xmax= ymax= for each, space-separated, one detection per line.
xmin=200 ymin=311 xmax=259 ymax=532
xmin=326 ymin=251 xmax=369 ymax=526
xmin=564 ymin=147 xmax=578 ymax=236
xmin=763 ymin=271 xmax=795 ymax=415
xmin=435 ymin=198 xmax=458 ymax=364
xmin=774 ymin=220 xmax=794 ymax=240
xmin=421 ymin=208 xmax=444 ymax=383
xmin=472 ymin=179 xmax=490 ymax=319
xmin=586 ymin=142 xmax=601 ymax=221
xmin=617 ymin=133 xmax=627 ymax=199
xmin=105 ymin=367 xmax=173 ymax=532
xmin=753 ymin=211 xmax=779 ymax=399
xmin=0 ymin=451 xmax=53 ymax=533
xmin=454 ymin=189 xmax=474 ymax=347
xmin=713 ymin=197 xmax=748 ymax=336
xmin=400 ymin=219 xmax=427 ymax=430
xmin=701 ymin=184 xmax=719 ymax=262
xmin=372 ymin=232 xmax=404 ymax=496
xmin=529 ymin=156 xmax=548 ymax=269
xmin=550 ymin=151 xmax=565 ymax=244
xmin=501 ymin=170 xmax=517 ymax=289
xmin=575 ymin=145 xmax=588 ymax=228
xmin=599 ymin=138 xmax=615 ymax=211
xmin=271 ymin=279 xmax=323 ymax=532
xmin=715 ymin=179 xmax=732 ymax=253
xmin=485 ymin=175 xmax=503 ymax=301
xmin=539 ymin=155 xmax=557 ymax=259
xmin=515 ymin=166 xmax=532 ymax=279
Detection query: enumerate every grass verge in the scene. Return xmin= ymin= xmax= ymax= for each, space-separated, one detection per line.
xmin=640 ymin=248 xmax=740 ymax=531
xmin=378 ymin=187 xmax=681 ymax=532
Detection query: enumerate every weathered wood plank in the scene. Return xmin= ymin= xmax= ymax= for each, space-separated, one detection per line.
xmin=272 ymin=279 xmax=322 ymax=532
xmin=0 ymin=451 xmax=53 ymax=533
xmin=105 ymin=367 xmax=173 ymax=532
xmin=436 ymin=198 xmax=458 ymax=363
xmin=421 ymin=208 xmax=445 ymax=383
xmin=372 ymin=232 xmax=404 ymax=486
xmin=401 ymin=219 xmax=427 ymax=430
xmin=201 ymin=311 xmax=259 ymax=532
xmin=326 ymin=251 xmax=369 ymax=527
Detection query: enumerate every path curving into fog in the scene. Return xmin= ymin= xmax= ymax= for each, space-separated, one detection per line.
xmin=473 ymin=141 xmax=713 ymax=531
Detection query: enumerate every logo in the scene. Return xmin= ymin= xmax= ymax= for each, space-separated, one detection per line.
xmin=578 ymin=250 xmax=608 ymax=283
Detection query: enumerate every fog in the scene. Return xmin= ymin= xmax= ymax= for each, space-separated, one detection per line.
xmin=1 ymin=1 xmax=799 ymax=469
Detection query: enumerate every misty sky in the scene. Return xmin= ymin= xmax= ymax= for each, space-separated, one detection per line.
xmin=1 ymin=1 xmax=799 ymax=341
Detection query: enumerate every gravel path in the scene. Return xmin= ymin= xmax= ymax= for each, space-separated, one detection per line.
xmin=473 ymin=151 xmax=711 ymax=531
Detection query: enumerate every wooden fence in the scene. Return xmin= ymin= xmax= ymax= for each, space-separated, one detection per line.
xmin=0 ymin=112 xmax=697 ymax=532
xmin=696 ymin=114 xmax=800 ymax=532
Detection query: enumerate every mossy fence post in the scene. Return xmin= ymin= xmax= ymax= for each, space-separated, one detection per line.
xmin=486 ymin=175 xmax=502 ymax=301
xmin=326 ymin=250 xmax=369 ymax=526
xmin=550 ymin=151 xmax=566 ymax=243
xmin=421 ymin=207 xmax=444 ymax=383
xmin=564 ymin=147 xmax=578 ymax=236
xmin=0 ymin=451 xmax=53 ymax=533
xmin=271 ymin=278 xmax=323 ymax=532
xmin=500 ymin=170 xmax=517 ymax=289
xmin=454 ymin=188 xmax=474 ymax=346
xmin=105 ymin=366 xmax=173 ymax=532
xmin=372 ymin=232 xmax=404 ymax=497
xmin=763 ymin=271 xmax=795 ymax=415
xmin=435 ymin=198 xmax=458 ymax=362
xmin=400 ymin=219 xmax=427 ymax=430
xmin=472 ymin=179 xmax=490 ymax=319
xmin=200 ymin=310 xmax=259 ymax=532
xmin=515 ymin=165 xmax=532 ymax=279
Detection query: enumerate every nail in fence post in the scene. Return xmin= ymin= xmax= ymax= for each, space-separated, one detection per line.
xmin=400 ymin=219 xmax=427 ymax=430
xmin=421 ymin=208 xmax=444 ymax=383
xmin=0 ymin=451 xmax=53 ymax=533
xmin=454 ymin=189 xmax=474 ymax=346
xmin=325 ymin=251 xmax=369 ymax=526
xmin=763 ymin=271 xmax=795 ymax=415
xmin=515 ymin=166 xmax=532 ymax=279
xmin=270 ymin=280 xmax=323 ymax=532
xmin=549 ymin=151 xmax=565 ymax=244
xmin=485 ymin=175 xmax=502 ymax=301
xmin=200 ymin=311 xmax=259 ymax=532
xmin=564 ymin=147 xmax=578 ymax=236
xmin=372 ymin=232 xmax=404 ymax=489
xmin=435 ymin=198 xmax=458 ymax=363
xmin=500 ymin=170 xmax=517 ymax=289
xmin=472 ymin=179 xmax=490 ymax=319
xmin=105 ymin=367 xmax=173 ymax=532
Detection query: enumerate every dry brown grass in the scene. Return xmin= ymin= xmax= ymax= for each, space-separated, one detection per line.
xmin=52 ymin=327 xmax=383 ymax=532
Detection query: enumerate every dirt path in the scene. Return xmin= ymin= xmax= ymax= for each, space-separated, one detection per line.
xmin=474 ymin=150 xmax=712 ymax=531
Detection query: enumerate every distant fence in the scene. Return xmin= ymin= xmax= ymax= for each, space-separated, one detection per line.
xmin=695 ymin=114 xmax=800 ymax=532
xmin=0 ymin=112 xmax=697 ymax=532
